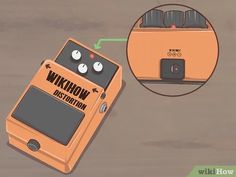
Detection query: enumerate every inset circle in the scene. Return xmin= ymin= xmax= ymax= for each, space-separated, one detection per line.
xmin=126 ymin=4 xmax=219 ymax=97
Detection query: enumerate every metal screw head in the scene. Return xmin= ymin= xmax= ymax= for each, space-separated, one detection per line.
xmin=27 ymin=139 xmax=40 ymax=152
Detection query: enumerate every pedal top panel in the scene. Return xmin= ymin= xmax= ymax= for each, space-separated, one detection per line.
xmin=55 ymin=40 xmax=118 ymax=90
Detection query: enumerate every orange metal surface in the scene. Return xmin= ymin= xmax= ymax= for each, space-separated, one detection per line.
xmin=127 ymin=24 xmax=218 ymax=82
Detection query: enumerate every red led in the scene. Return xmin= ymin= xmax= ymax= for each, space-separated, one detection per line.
xmin=90 ymin=53 xmax=95 ymax=59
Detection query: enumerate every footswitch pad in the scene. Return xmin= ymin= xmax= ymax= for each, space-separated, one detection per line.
xmin=12 ymin=86 xmax=85 ymax=145
xmin=6 ymin=38 xmax=122 ymax=173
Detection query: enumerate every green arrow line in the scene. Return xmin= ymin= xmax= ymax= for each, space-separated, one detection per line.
xmin=94 ymin=38 xmax=127 ymax=49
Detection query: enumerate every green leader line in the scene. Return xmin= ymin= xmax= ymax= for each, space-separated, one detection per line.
xmin=94 ymin=38 xmax=127 ymax=49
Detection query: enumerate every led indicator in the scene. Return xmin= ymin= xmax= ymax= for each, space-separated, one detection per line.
xmin=90 ymin=53 xmax=95 ymax=59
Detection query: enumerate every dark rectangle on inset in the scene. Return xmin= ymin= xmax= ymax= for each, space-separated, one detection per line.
xmin=12 ymin=86 xmax=85 ymax=145
xmin=55 ymin=40 xmax=118 ymax=90
xmin=160 ymin=58 xmax=185 ymax=80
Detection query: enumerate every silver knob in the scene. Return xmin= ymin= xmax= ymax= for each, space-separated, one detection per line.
xmin=93 ymin=62 xmax=103 ymax=73
xmin=78 ymin=63 xmax=88 ymax=74
xmin=72 ymin=50 xmax=82 ymax=60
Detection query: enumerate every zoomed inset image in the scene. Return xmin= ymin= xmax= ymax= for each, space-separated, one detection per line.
xmin=127 ymin=4 xmax=219 ymax=96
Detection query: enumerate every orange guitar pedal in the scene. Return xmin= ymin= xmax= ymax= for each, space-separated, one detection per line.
xmin=6 ymin=38 xmax=122 ymax=173
xmin=127 ymin=9 xmax=218 ymax=84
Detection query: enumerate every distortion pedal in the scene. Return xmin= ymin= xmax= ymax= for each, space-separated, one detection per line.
xmin=6 ymin=38 xmax=122 ymax=173
xmin=127 ymin=9 xmax=218 ymax=84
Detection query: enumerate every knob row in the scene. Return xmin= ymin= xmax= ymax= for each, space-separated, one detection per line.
xmin=71 ymin=50 xmax=103 ymax=74
xmin=140 ymin=9 xmax=207 ymax=28
xmin=78 ymin=62 xmax=103 ymax=74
